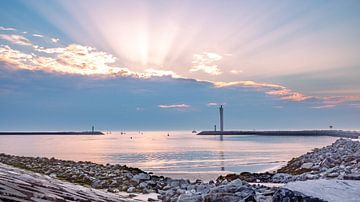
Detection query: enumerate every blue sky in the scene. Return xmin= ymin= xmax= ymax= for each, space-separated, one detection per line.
xmin=0 ymin=0 xmax=360 ymax=131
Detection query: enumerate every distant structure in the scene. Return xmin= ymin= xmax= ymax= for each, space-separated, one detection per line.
xmin=92 ymin=126 xmax=94 ymax=134
xmin=214 ymin=125 xmax=217 ymax=131
xmin=219 ymin=105 xmax=224 ymax=131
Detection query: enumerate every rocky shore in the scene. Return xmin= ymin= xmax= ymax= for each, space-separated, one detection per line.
xmin=0 ymin=155 xmax=321 ymax=201
xmin=219 ymin=138 xmax=360 ymax=184
xmin=1 ymin=138 xmax=359 ymax=201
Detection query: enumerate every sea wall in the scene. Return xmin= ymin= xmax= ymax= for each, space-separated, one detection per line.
xmin=197 ymin=130 xmax=360 ymax=138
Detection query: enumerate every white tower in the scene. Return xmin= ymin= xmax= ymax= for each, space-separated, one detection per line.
xmin=219 ymin=105 xmax=224 ymax=131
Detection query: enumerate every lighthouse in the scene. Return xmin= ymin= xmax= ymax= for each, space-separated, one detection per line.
xmin=219 ymin=105 xmax=224 ymax=131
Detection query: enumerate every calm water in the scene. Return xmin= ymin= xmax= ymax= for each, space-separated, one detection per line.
xmin=0 ymin=131 xmax=338 ymax=175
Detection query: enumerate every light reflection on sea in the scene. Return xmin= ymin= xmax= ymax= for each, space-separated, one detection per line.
xmin=0 ymin=131 xmax=338 ymax=175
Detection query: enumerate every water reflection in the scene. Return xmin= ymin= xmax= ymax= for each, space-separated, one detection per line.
xmin=219 ymin=150 xmax=225 ymax=171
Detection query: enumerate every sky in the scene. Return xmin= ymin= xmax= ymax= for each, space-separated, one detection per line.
xmin=0 ymin=0 xmax=360 ymax=131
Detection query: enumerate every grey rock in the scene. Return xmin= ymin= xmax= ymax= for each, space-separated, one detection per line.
xmin=127 ymin=186 xmax=135 ymax=193
xmin=344 ymin=174 xmax=360 ymax=180
xmin=272 ymin=173 xmax=293 ymax=183
xmin=272 ymin=188 xmax=325 ymax=202
xmin=132 ymin=173 xmax=150 ymax=183
xmin=301 ymin=162 xmax=313 ymax=169
xmin=177 ymin=194 xmax=202 ymax=202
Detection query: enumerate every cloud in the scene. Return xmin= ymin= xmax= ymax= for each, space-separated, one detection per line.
xmin=214 ymin=81 xmax=311 ymax=102
xmin=0 ymin=44 xmax=133 ymax=76
xmin=311 ymin=105 xmax=336 ymax=109
xmin=207 ymin=102 xmax=219 ymax=106
xmin=1 ymin=28 xmax=357 ymax=107
xmin=207 ymin=102 xmax=225 ymax=107
xmin=51 ymin=38 xmax=59 ymax=43
xmin=214 ymin=81 xmax=283 ymax=89
xmin=158 ymin=104 xmax=190 ymax=109
xmin=321 ymin=96 xmax=360 ymax=105
xmin=0 ymin=36 xmax=180 ymax=79
xmin=230 ymin=69 xmax=242 ymax=74
xmin=142 ymin=68 xmax=179 ymax=78
xmin=32 ymin=34 xmax=44 ymax=38
xmin=0 ymin=45 xmax=33 ymax=67
xmin=0 ymin=26 xmax=16 ymax=31
xmin=350 ymin=103 xmax=360 ymax=108
xmin=267 ymin=89 xmax=312 ymax=102
xmin=0 ymin=34 xmax=32 ymax=46
xmin=190 ymin=52 xmax=222 ymax=75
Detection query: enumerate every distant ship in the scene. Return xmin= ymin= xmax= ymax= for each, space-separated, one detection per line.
xmin=192 ymin=130 xmax=197 ymax=133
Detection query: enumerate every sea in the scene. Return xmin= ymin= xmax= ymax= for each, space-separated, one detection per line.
xmin=0 ymin=131 xmax=338 ymax=180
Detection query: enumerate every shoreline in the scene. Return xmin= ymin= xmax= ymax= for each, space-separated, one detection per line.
xmin=1 ymin=138 xmax=359 ymax=201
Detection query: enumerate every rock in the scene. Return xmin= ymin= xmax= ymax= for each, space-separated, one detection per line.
xmin=176 ymin=188 xmax=186 ymax=194
xmin=139 ymin=182 xmax=148 ymax=189
xmin=305 ymin=173 xmax=319 ymax=180
xmin=272 ymin=188 xmax=325 ymax=202
xmin=127 ymin=186 xmax=135 ymax=193
xmin=204 ymin=192 xmax=255 ymax=202
xmin=170 ymin=180 xmax=180 ymax=187
xmin=177 ymin=194 xmax=202 ymax=202
xmin=49 ymin=173 xmax=57 ymax=178
xmin=91 ymin=180 xmax=103 ymax=189
xmin=132 ymin=173 xmax=150 ymax=183
xmin=344 ymin=174 xmax=360 ymax=180
xmin=107 ymin=188 xmax=119 ymax=193
xmin=326 ymin=172 xmax=339 ymax=178
xmin=195 ymin=184 xmax=209 ymax=193
xmin=272 ymin=173 xmax=293 ymax=183
xmin=234 ymin=188 xmax=256 ymax=199
xmin=276 ymin=139 xmax=360 ymax=180
xmin=301 ymin=162 xmax=313 ymax=169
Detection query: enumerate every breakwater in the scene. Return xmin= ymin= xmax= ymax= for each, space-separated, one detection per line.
xmin=197 ymin=130 xmax=360 ymax=138
xmin=0 ymin=131 xmax=104 ymax=135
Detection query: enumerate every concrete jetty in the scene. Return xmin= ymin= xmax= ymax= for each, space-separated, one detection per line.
xmin=197 ymin=130 xmax=360 ymax=139
xmin=0 ymin=131 xmax=104 ymax=135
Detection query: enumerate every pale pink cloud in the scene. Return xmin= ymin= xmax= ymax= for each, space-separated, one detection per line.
xmin=190 ymin=52 xmax=222 ymax=75
xmin=350 ymin=103 xmax=360 ymax=108
xmin=321 ymin=96 xmax=360 ymax=105
xmin=0 ymin=26 xmax=16 ymax=31
xmin=0 ymin=34 xmax=32 ymax=46
xmin=230 ymin=69 xmax=242 ymax=74
xmin=142 ymin=68 xmax=179 ymax=78
xmin=32 ymin=34 xmax=44 ymax=38
xmin=158 ymin=104 xmax=190 ymax=109
xmin=214 ymin=81 xmax=283 ymax=89
xmin=214 ymin=81 xmax=311 ymax=102
xmin=311 ymin=105 xmax=336 ymax=109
